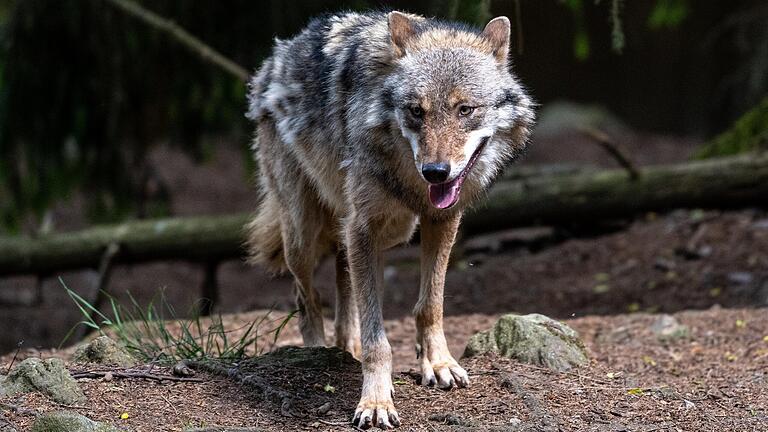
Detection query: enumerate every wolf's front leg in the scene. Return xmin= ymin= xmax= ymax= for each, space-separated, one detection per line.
xmin=347 ymin=217 xmax=400 ymax=429
xmin=414 ymin=214 xmax=469 ymax=389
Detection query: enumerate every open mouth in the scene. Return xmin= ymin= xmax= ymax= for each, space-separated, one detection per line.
xmin=427 ymin=137 xmax=489 ymax=209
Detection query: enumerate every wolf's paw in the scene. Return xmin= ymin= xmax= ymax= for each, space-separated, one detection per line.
xmin=419 ymin=355 xmax=469 ymax=389
xmin=353 ymin=399 xmax=400 ymax=429
xmin=336 ymin=335 xmax=362 ymax=360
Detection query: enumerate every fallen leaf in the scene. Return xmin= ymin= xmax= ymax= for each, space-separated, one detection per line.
xmin=594 ymin=273 xmax=610 ymax=282
xmin=627 ymin=388 xmax=644 ymax=396
xmin=323 ymin=383 xmax=336 ymax=393
xmin=120 ymin=412 xmax=129 ymax=420
xmin=642 ymin=356 xmax=657 ymax=366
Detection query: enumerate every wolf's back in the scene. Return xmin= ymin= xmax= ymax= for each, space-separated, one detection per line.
xmin=244 ymin=12 xmax=394 ymax=273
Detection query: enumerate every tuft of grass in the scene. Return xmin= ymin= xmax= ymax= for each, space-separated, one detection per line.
xmin=59 ymin=277 xmax=297 ymax=364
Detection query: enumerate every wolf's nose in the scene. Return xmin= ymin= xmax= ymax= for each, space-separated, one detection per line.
xmin=422 ymin=162 xmax=451 ymax=184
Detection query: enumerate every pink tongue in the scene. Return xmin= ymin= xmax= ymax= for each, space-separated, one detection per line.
xmin=428 ymin=177 xmax=462 ymax=209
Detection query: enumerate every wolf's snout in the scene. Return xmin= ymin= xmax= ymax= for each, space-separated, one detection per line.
xmin=422 ymin=162 xmax=451 ymax=184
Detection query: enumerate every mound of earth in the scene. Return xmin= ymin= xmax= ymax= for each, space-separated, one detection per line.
xmin=1 ymin=307 xmax=766 ymax=431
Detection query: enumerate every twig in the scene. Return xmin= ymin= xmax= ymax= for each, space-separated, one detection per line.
xmin=511 ymin=360 xmax=614 ymax=385
xmin=4 ymin=340 xmax=23 ymax=374
xmin=500 ymin=374 xmax=561 ymax=430
xmin=160 ymin=394 xmax=179 ymax=415
xmin=0 ymin=417 xmax=21 ymax=432
xmin=578 ymin=126 xmax=640 ymax=179
xmin=318 ymin=419 xmax=351 ymax=426
xmin=199 ymin=261 xmax=220 ymax=316
xmin=70 ymin=370 xmax=204 ymax=382
xmin=75 ymin=242 xmax=120 ymax=341
xmin=100 ymin=0 xmax=249 ymax=82
xmin=0 ymin=402 xmax=38 ymax=417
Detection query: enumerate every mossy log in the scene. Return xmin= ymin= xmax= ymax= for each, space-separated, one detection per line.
xmin=1 ymin=154 xmax=767 ymax=276
xmin=463 ymin=153 xmax=768 ymax=234
xmin=0 ymin=214 xmax=249 ymax=276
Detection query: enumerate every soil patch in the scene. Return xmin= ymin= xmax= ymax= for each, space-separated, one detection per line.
xmin=2 ymin=307 xmax=766 ymax=431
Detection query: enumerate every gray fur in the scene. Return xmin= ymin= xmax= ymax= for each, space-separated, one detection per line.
xmin=246 ymin=10 xmax=534 ymax=429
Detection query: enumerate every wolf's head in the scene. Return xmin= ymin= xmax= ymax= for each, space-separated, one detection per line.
xmin=383 ymin=11 xmax=534 ymax=210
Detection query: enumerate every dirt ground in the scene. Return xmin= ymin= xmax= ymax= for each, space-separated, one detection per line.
xmin=1 ymin=307 xmax=766 ymax=431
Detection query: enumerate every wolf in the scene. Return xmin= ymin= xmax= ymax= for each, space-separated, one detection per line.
xmin=245 ymin=10 xmax=534 ymax=429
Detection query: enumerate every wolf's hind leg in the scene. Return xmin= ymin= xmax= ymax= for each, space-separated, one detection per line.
xmin=414 ymin=215 xmax=469 ymax=389
xmin=334 ymin=247 xmax=361 ymax=358
xmin=282 ymin=207 xmax=327 ymax=347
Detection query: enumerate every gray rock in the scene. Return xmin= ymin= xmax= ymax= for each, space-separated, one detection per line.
xmin=728 ymin=272 xmax=754 ymax=285
xmin=534 ymin=100 xmax=629 ymax=138
xmin=73 ymin=336 xmax=137 ymax=367
xmin=650 ymin=314 xmax=690 ymax=342
xmin=0 ymin=358 xmax=85 ymax=405
xmin=30 ymin=412 xmax=118 ymax=432
xmin=463 ymin=313 xmax=589 ymax=371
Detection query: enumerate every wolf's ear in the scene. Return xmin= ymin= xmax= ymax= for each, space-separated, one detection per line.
xmin=388 ymin=11 xmax=416 ymax=58
xmin=482 ymin=16 xmax=511 ymax=64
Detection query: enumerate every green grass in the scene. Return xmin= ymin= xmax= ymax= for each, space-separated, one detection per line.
xmin=60 ymin=277 xmax=297 ymax=364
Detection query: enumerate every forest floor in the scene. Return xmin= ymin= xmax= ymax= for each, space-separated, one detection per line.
xmin=1 ymin=307 xmax=767 ymax=431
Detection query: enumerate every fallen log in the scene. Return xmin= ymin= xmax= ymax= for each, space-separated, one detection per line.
xmin=463 ymin=152 xmax=768 ymax=234
xmin=0 ymin=214 xmax=249 ymax=276
xmin=1 ymin=154 xmax=767 ymax=276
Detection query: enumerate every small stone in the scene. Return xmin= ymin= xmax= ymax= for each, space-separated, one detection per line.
xmin=31 ymin=411 xmax=118 ymax=432
xmin=654 ymin=258 xmax=676 ymax=272
xmin=102 ymin=372 xmax=113 ymax=382
xmin=73 ymin=336 xmax=137 ymax=367
xmin=463 ymin=313 xmax=589 ymax=371
xmin=428 ymin=413 xmax=474 ymax=427
xmin=0 ymin=358 xmax=85 ymax=405
xmin=651 ymin=314 xmax=690 ymax=342
xmin=728 ymin=272 xmax=753 ymax=285
xmin=316 ymin=401 xmax=332 ymax=415
xmin=509 ymin=417 xmax=522 ymax=426
xmin=753 ymin=219 xmax=768 ymax=230
xmin=172 ymin=361 xmax=195 ymax=377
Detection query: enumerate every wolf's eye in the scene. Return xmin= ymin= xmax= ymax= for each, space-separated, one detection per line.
xmin=409 ymin=105 xmax=424 ymax=118
xmin=458 ymin=105 xmax=475 ymax=116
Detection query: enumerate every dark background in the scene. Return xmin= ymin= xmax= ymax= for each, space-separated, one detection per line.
xmin=0 ymin=0 xmax=767 ymax=353
xmin=1 ymin=0 xmax=766 ymax=232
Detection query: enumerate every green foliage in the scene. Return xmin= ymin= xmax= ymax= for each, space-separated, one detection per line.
xmin=609 ymin=0 xmax=625 ymax=54
xmin=60 ymin=277 xmax=297 ymax=364
xmin=0 ymin=0 xmax=255 ymax=232
xmin=562 ymin=0 xmax=590 ymax=61
xmin=453 ymin=0 xmax=492 ymax=26
xmin=648 ymin=0 xmax=689 ymax=30
xmin=694 ymin=96 xmax=768 ymax=159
